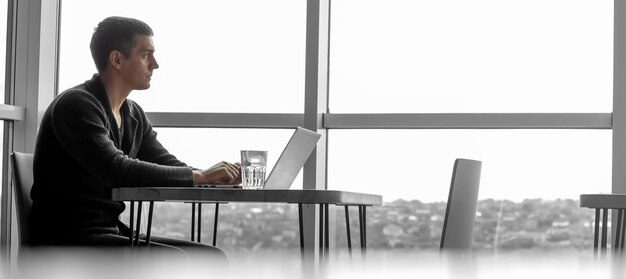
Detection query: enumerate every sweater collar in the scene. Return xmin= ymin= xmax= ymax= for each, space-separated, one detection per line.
xmin=84 ymin=73 xmax=131 ymax=117
xmin=84 ymin=74 xmax=139 ymax=152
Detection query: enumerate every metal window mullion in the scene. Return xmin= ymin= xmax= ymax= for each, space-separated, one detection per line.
xmin=1 ymin=0 xmax=18 ymax=269
xmin=301 ymin=0 xmax=330 ymax=270
xmin=323 ymin=113 xmax=612 ymax=129
xmin=613 ymin=0 xmax=626 ymax=248
xmin=146 ymin=112 xmax=304 ymax=128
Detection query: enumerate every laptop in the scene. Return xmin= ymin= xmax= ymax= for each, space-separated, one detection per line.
xmin=203 ymin=127 xmax=321 ymax=189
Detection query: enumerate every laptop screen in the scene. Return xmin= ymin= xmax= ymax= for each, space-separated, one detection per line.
xmin=263 ymin=127 xmax=321 ymax=189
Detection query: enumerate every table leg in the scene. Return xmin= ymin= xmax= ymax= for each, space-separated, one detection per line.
xmin=135 ymin=202 xmax=143 ymax=247
xmin=146 ymin=201 xmax=154 ymax=248
xmin=621 ymin=211 xmax=626 ymax=252
xmin=298 ymin=203 xmax=304 ymax=258
xmin=615 ymin=209 xmax=623 ymax=255
xmin=324 ymin=204 xmax=329 ymax=263
xmin=198 ymin=203 xmax=202 ymax=243
xmin=344 ymin=206 xmax=352 ymax=258
xmin=363 ymin=205 xmax=367 ymax=250
xmin=594 ymin=208 xmax=599 ymax=257
xmin=191 ymin=203 xmax=196 ymax=242
xmin=213 ymin=203 xmax=219 ymax=246
xmin=601 ymin=208 xmax=608 ymax=257
xmin=129 ymin=201 xmax=135 ymax=247
xmin=358 ymin=205 xmax=367 ymax=257
xmin=319 ymin=203 xmax=325 ymax=265
xmin=358 ymin=206 xmax=364 ymax=249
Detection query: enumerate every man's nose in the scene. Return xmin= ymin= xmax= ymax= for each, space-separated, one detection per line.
xmin=151 ymin=57 xmax=159 ymax=69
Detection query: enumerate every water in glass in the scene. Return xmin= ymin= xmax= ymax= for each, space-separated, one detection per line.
xmin=243 ymin=165 xmax=266 ymax=189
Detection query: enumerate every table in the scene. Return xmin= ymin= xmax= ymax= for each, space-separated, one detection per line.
xmin=112 ymin=187 xmax=382 ymax=260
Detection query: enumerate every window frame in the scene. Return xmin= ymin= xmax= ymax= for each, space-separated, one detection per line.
xmin=0 ymin=0 xmax=60 ymax=267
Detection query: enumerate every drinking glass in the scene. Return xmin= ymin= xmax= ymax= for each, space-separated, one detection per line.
xmin=240 ymin=150 xmax=267 ymax=189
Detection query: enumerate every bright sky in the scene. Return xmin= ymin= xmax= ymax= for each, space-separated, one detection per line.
xmin=58 ymin=0 xmax=614 ymax=202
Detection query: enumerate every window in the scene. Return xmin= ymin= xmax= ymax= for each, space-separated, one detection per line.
xmin=328 ymin=130 xmax=610 ymax=202
xmin=55 ymin=0 xmax=613 ymax=257
xmin=327 ymin=129 xmax=606 ymax=254
xmin=329 ymin=0 xmax=613 ymax=113
xmin=59 ymin=0 xmax=306 ymax=113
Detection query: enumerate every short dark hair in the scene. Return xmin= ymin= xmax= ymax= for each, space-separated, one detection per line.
xmin=90 ymin=16 xmax=154 ymax=72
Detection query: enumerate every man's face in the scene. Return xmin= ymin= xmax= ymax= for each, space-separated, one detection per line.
xmin=120 ymin=35 xmax=159 ymax=90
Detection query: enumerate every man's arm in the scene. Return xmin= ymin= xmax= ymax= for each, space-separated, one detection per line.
xmin=133 ymin=105 xmax=241 ymax=185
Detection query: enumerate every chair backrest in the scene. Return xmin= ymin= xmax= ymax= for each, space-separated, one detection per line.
xmin=440 ymin=158 xmax=482 ymax=253
xmin=11 ymin=152 xmax=34 ymax=246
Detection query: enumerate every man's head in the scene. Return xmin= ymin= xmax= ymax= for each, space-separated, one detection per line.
xmin=90 ymin=16 xmax=154 ymax=73
xmin=91 ymin=16 xmax=159 ymax=90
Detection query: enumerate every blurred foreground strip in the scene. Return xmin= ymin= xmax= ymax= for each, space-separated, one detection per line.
xmin=10 ymin=248 xmax=622 ymax=279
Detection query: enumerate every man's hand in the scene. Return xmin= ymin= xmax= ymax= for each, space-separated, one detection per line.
xmin=193 ymin=161 xmax=242 ymax=185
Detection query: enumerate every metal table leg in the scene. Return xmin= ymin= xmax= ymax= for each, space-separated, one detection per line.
xmin=197 ymin=203 xmax=202 ymax=243
xmin=191 ymin=203 xmax=196 ymax=242
xmin=363 ymin=206 xmax=367 ymax=250
xmin=601 ymin=208 xmax=608 ymax=257
xmin=593 ymin=208 xmax=599 ymax=257
xmin=615 ymin=209 xmax=623 ymax=255
xmin=358 ymin=205 xmax=367 ymax=257
xmin=135 ymin=202 xmax=143 ymax=247
xmin=324 ymin=204 xmax=329 ymax=263
xmin=621 ymin=211 xmax=626 ymax=252
xmin=129 ymin=201 xmax=135 ymax=247
xmin=319 ymin=203 xmax=325 ymax=264
xmin=358 ymin=206 xmax=364 ymax=249
xmin=213 ymin=203 xmax=220 ymax=246
xmin=299 ymin=203 xmax=304 ymax=259
xmin=345 ymin=205 xmax=352 ymax=258
xmin=145 ymin=201 xmax=154 ymax=248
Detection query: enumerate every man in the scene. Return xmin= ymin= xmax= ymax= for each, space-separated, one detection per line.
xmin=29 ymin=16 xmax=239 ymax=257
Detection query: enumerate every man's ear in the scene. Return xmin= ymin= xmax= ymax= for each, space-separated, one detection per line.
xmin=108 ymin=50 xmax=124 ymax=70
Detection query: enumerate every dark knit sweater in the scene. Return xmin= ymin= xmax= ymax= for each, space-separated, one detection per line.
xmin=29 ymin=74 xmax=194 ymax=245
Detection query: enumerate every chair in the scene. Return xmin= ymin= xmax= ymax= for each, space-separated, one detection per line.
xmin=440 ymin=158 xmax=482 ymax=254
xmin=10 ymin=152 xmax=34 ymax=250
xmin=579 ymin=194 xmax=626 ymax=257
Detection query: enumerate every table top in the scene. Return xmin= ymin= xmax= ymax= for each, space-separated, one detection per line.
xmin=580 ymin=194 xmax=626 ymax=209
xmin=112 ymin=187 xmax=383 ymax=206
